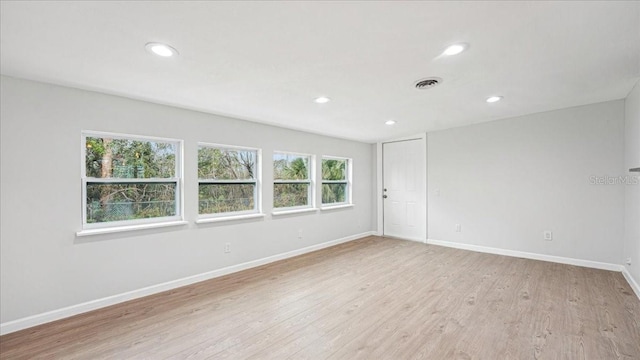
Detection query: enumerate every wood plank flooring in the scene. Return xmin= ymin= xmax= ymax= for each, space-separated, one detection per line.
xmin=1 ymin=236 xmax=639 ymax=359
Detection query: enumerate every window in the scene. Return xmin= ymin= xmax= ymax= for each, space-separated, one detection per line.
xmin=198 ymin=144 xmax=259 ymax=217
xmin=322 ymin=157 xmax=350 ymax=205
xmin=82 ymin=132 xmax=182 ymax=229
xmin=273 ymin=152 xmax=313 ymax=209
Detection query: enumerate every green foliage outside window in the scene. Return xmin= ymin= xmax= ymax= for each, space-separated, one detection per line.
xmin=198 ymin=147 xmax=257 ymax=214
xmin=84 ymin=136 xmax=178 ymax=224
xmin=198 ymin=147 xmax=255 ymax=180
xmin=273 ymin=156 xmax=308 ymax=180
xmin=322 ymin=159 xmax=348 ymax=204
xmin=85 ymin=137 xmax=175 ymax=179
xmin=84 ymin=138 xmax=351 ymax=222
xmin=273 ymin=154 xmax=310 ymax=208
xmin=274 ymin=183 xmax=309 ymax=208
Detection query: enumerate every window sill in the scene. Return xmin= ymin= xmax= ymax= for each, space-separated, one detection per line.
xmin=320 ymin=204 xmax=354 ymax=211
xmin=272 ymin=208 xmax=318 ymax=216
xmin=196 ymin=213 xmax=265 ymax=224
xmin=76 ymin=220 xmax=188 ymax=237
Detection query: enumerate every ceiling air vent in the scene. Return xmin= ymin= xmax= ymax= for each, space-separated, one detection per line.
xmin=414 ymin=77 xmax=442 ymax=90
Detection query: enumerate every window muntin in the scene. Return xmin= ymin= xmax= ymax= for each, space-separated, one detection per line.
xmin=273 ymin=152 xmax=313 ymax=209
xmin=198 ymin=145 xmax=259 ymax=216
xmin=82 ymin=132 xmax=182 ymax=228
xmin=322 ymin=157 xmax=350 ymax=205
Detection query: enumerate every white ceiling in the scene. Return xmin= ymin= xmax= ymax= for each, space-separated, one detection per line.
xmin=1 ymin=1 xmax=639 ymax=143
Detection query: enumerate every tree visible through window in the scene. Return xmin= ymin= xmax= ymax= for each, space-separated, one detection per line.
xmin=198 ymin=145 xmax=258 ymax=215
xmin=83 ymin=133 xmax=181 ymax=227
xmin=322 ymin=157 xmax=349 ymax=205
xmin=273 ymin=152 xmax=312 ymax=209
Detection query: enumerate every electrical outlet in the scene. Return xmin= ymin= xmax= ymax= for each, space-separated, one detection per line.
xmin=224 ymin=243 xmax=231 ymax=253
xmin=626 ymin=257 xmax=632 ymax=266
xmin=543 ymin=231 xmax=553 ymax=241
xmin=455 ymin=224 xmax=462 ymax=232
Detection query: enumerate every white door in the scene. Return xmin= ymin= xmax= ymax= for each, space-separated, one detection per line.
xmin=383 ymin=139 xmax=426 ymax=241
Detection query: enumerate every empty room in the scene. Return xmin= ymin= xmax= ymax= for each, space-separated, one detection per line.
xmin=1 ymin=1 xmax=639 ymax=359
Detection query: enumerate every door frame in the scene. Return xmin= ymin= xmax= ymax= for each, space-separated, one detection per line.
xmin=376 ymin=133 xmax=428 ymax=241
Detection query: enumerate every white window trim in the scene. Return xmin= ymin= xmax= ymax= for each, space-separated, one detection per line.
xmin=197 ymin=143 xmax=263 ymax=220
xmin=196 ymin=213 xmax=265 ymax=224
xmin=76 ymin=220 xmax=188 ymax=237
xmin=272 ymin=207 xmax=318 ymax=216
xmin=80 ymin=131 xmax=184 ymax=234
xmin=321 ymin=156 xmax=352 ymax=207
xmin=320 ymin=204 xmax=355 ymax=211
xmin=273 ymin=151 xmax=316 ymax=211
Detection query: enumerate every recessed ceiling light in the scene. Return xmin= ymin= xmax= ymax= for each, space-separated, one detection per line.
xmin=145 ymin=42 xmax=178 ymax=57
xmin=443 ymin=43 xmax=468 ymax=56
xmin=486 ymin=96 xmax=503 ymax=103
xmin=314 ymin=96 xmax=331 ymax=104
xmin=385 ymin=120 xmax=396 ymax=126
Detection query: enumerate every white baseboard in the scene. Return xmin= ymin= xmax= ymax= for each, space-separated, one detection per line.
xmin=0 ymin=231 xmax=375 ymax=336
xmin=622 ymin=267 xmax=640 ymax=300
xmin=426 ymin=239 xmax=623 ymax=272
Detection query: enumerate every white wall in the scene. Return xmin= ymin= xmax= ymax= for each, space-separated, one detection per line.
xmin=624 ymin=81 xmax=640 ymax=288
xmin=0 ymin=76 xmax=374 ymax=326
xmin=428 ymin=101 xmax=625 ymax=265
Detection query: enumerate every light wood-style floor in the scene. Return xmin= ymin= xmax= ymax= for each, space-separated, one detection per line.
xmin=1 ymin=236 xmax=639 ymax=359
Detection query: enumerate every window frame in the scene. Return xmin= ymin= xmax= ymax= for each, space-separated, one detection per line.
xmin=197 ymin=143 xmax=262 ymax=220
xmin=272 ymin=151 xmax=315 ymax=211
xmin=321 ymin=156 xmax=352 ymax=207
xmin=80 ymin=131 xmax=184 ymax=231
